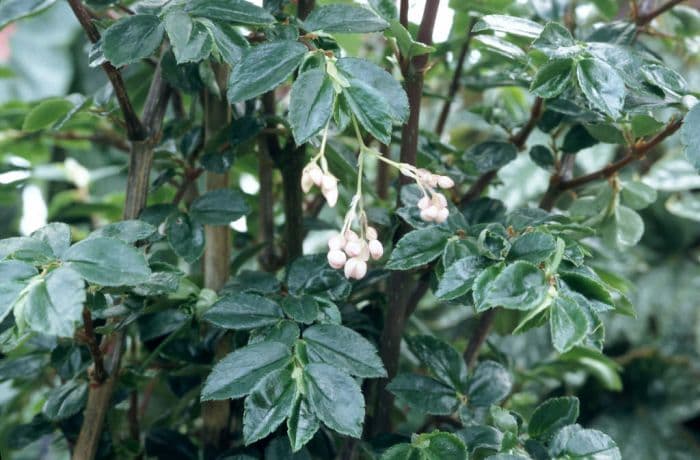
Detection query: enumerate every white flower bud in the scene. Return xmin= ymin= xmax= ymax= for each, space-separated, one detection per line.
xmin=322 ymin=185 xmax=338 ymax=207
xmin=321 ymin=174 xmax=337 ymax=191
xmin=368 ymin=239 xmax=383 ymax=260
xmin=438 ymin=175 xmax=455 ymax=189
xmin=344 ymin=240 xmax=362 ymax=257
xmin=359 ymin=242 xmax=370 ymax=261
xmin=417 ymin=196 xmax=431 ymax=210
xmin=328 ymin=234 xmax=346 ymax=251
xmin=682 ymin=94 xmax=699 ymax=110
xmin=433 ymin=193 xmax=448 ymax=208
xmin=427 ymin=174 xmax=439 ymax=188
xmin=352 ymin=258 xmax=367 ymax=279
xmin=344 ymin=257 xmax=358 ymax=279
xmin=301 ymin=171 xmax=314 ymax=193
xmin=365 ymin=226 xmax=378 ymax=240
xmin=308 ymin=164 xmax=324 ymax=186
xmin=435 ymin=207 xmax=449 ymax=223
xmin=158 ymin=222 xmax=167 ymax=236
xmin=327 ymin=249 xmax=347 ymax=269
xmin=420 ymin=206 xmax=438 ymax=222
xmin=345 ymin=230 xmax=359 ymax=242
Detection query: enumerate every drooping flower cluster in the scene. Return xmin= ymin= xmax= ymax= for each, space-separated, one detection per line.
xmin=400 ymin=166 xmax=454 ymax=224
xmin=327 ymin=226 xmax=383 ymax=279
xmin=301 ymin=162 xmax=338 ymax=207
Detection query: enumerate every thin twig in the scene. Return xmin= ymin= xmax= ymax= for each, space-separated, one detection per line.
xmin=80 ymin=308 xmax=107 ymax=383
xmin=463 ymin=309 xmax=497 ymax=369
xmin=636 ymin=0 xmax=687 ymax=26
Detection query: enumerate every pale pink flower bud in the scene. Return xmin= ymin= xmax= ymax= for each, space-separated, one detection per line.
xmin=435 ymin=208 xmax=449 ymax=223
xmin=321 ymin=174 xmax=337 ymax=191
xmin=322 ymin=185 xmax=338 ymax=207
xmin=344 ymin=257 xmax=358 ymax=279
xmin=368 ymin=239 xmax=383 ymax=260
xmin=344 ymin=230 xmax=359 ymax=242
xmin=359 ymin=242 xmax=370 ymax=261
xmin=438 ymin=175 xmax=455 ymax=189
xmin=344 ymin=240 xmax=362 ymax=257
xmin=417 ymin=196 xmax=431 ymax=210
xmin=352 ymin=258 xmax=367 ymax=279
xmin=427 ymin=174 xmax=439 ymax=188
xmin=328 ymin=234 xmax=346 ymax=251
xmin=399 ymin=166 xmax=413 ymax=176
xmin=416 ymin=169 xmax=430 ymax=180
xmin=308 ymin=164 xmax=324 ymax=186
xmin=420 ymin=206 xmax=438 ymax=222
xmin=434 ymin=193 xmax=448 ymax=208
xmin=327 ymin=249 xmax=347 ymax=269
xmin=365 ymin=226 xmax=378 ymax=240
xmin=301 ymin=171 xmax=314 ymax=193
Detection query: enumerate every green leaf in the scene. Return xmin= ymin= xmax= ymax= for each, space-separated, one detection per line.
xmin=88 ymin=220 xmax=156 ymax=243
xmin=467 ymin=361 xmax=512 ymax=407
xmin=201 ymin=341 xmax=292 ymax=400
xmin=591 ymin=0 xmax=619 ymax=18
xmin=406 ymin=335 xmax=468 ymax=390
xmin=631 ymin=114 xmax=664 ymax=138
xmin=529 ymin=397 xmax=580 ymax=441
xmin=166 ymin=212 xmax=205 ymax=263
xmin=602 ymin=205 xmax=644 ymax=248
xmin=387 ymin=20 xmax=435 ymax=60
xmin=287 ymin=396 xmax=320 ymax=452
xmin=473 ymin=14 xmax=544 ymax=38
xmin=477 ymin=261 xmax=548 ymax=311
xmin=558 ymin=347 xmax=622 ymax=391
xmin=0 ymin=0 xmax=57 ymax=29
xmin=102 ymin=15 xmax=164 ymax=67
xmin=382 ymin=432 xmax=468 ymax=460
xmin=550 ymin=426 xmax=621 ymax=459
xmin=342 ymin=79 xmax=394 ymax=144
xmin=473 ymin=35 xmax=526 ymax=60
xmin=509 ymin=232 xmax=556 ymax=264
xmin=464 ymin=141 xmax=517 ymax=173
xmin=336 ymin=58 xmax=409 ymax=123
xmin=281 ymin=295 xmax=318 ymax=324
xmin=681 ymin=103 xmax=700 ymax=170
xmin=621 ymin=181 xmax=657 ymax=210
xmin=243 ymin=367 xmax=296 ymax=445
xmin=386 ymin=228 xmax=451 ymax=270
xmin=532 ymin=22 xmax=578 ymax=58
xmin=249 ymin=320 xmax=300 ymax=348
xmin=164 ymin=12 xmax=213 ymax=64
xmin=287 ymin=255 xmax=351 ymax=301
xmin=472 ymin=264 xmax=503 ymax=312
xmin=203 ymin=292 xmax=284 ymax=330
xmin=16 ymin=266 xmax=85 ymax=338
xmin=435 ymin=256 xmax=485 ymax=300
xmin=22 ymin=98 xmax=74 ymax=131
xmin=304 ymin=4 xmax=388 ymax=33
xmin=185 ymin=0 xmax=275 ymax=26
xmin=0 ymin=261 xmax=38 ymax=323
xmin=456 ymin=425 xmax=503 ymax=453
xmin=42 ymin=380 xmax=87 ymax=421
xmin=387 ymin=374 xmax=460 ymax=415
xmin=304 ymin=363 xmax=364 ymax=438
xmin=227 ymin=41 xmax=307 ymax=103
xmin=0 ymin=237 xmax=55 ymax=264
xmin=289 ymin=69 xmax=334 ymax=145
xmin=303 ymin=324 xmax=386 ymax=378
xmin=531 ymin=59 xmax=573 ymax=98
xmin=369 ymin=0 xmax=398 ymax=21
xmin=550 ymin=295 xmax=589 ymax=353
xmin=31 ymin=223 xmax=71 ymax=258
xmin=576 ymin=58 xmax=625 ymax=119
xmin=190 ymin=189 xmax=250 ymax=225
xmin=64 ymin=237 xmax=151 ymax=286
xmin=642 ymin=64 xmax=686 ymax=96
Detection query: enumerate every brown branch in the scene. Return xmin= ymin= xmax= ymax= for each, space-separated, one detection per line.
xmin=435 ymin=18 xmax=477 ymax=136
xmin=376 ymin=143 xmax=391 ymax=199
xmin=400 ymin=0 xmax=409 ymax=28
xmin=81 ymin=308 xmax=107 ymax=383
xmin=67 ymin=0 xmax=145 ymax=141
xmin=463 ymin=309 xmax=497 ymax=369
xmin=636 ymin=0 xmax=687 ymax=26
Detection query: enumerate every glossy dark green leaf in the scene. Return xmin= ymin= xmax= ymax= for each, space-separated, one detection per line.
xmin=281 ymin=295 xmax=318 ymax=324
xmin=0 ymin=0 xmax=57 ymax=29
xmin=387 ymin=20 xmax=435 ymax=60
xmin=22 ymin=98 xmax=74 ymax=131
xmin=336 ymin=57 xmax=409 ymax=123
xmin=509 ymin=232 xmax=556 ymax=264
xmin=289 ymin=69 xmax=334 ymax=145
xmin=0 ymin=236 xmax=55 ymax=264
xmin=227 ymin=41 xmax=307 ymax=103
xmin=559 ymin=347 xmax=622 ymax=391
xmin=203 ymin=292 xmax=284 ymax=330
xmin=473 ymin=14 xmax=543 ymax=38
xmin=304 ymin=4 xmax=388 ymax=33
xmin=576 ymin=58 xmax=625 ymax=119
xmin=529 ymin=396 xmax=580 ymax=441
xmin=550 ymin=425 xmax=621 ymax=459
xmin=467 ymin=361 xmax=512 ymax=407
xmin=642 ymin=64 xmax=686 ymax=96
xmin=631 ymin=114 xmax=664 ymax=138
xmin=472 ymin=264 xmax=503 ymax=312
xmin=382 ymin=431 xmax=468 ymax=460
xmin=31 ymin=223 xmax=71 ymax=258
xmin=199 ymin=19 xmax=248 ymax=65
xmin=64 ymin=237 xmax=151 ymax=286
xmin=456 ymin=425 xmax=503 ymax=453
xmin=249 ymin=320 xmax=300 ymax=348
xmin=435 ymin=256 xmax=484 ymax=301
xmin=584 ymin=123 xmax=625 ymax=144
xmin=342 ymin=79 xmax=394 ymax=144
xmin=550 ymin=295 xmax=589 ymax=353
xmin=190 ymin=189 xmax=250 ymax=225
xmin=304 ymin=363 xmax=364 ymax=438
xmin=531 ymin=59 xmax=573 ymax=98
xmin=0 ymin=261 xmax=37 ymax=323
xmin=201 ymin=341 xmax=292 ymax=400
xmin=387 ymin=373 xmax=459 ymax=415
xmin=287 ymin=396 xmax=319 ymax=452
xmin=286 ymin=254 xmax=351 ymax=301
xmin=559 ymin=269 xmax=614 ymax=306
xmin=42 ymin=380 xmax=87 ymax=421
xmin=88 ymin=220 xmax=156 ymax=243
xmin=17 ymin=266 xmax=85 ymax=338
xmin=406 ymin=335 xmax=468 ymax=390
xmin=243 ymin=367 xmax=296 ymax=445
xmin=562 ymin=124 xmax=598 ymax=154
xmin=166 ymin=212 xmax=205 ymax=263
xmin=185 ymin=0 xmax=275 ymax=26
xmin=464 ymin=141 xmax=517 ymax=173
xmin=681 ymin=103 xmax=700 ymax=170
xmin=102 ymin=15 xmax=164 ymax=67
xmin=303 ymin=324 xmax=386 ymax=378
xmin=386 ymin=228 xmax=451 ymax=270
xmin=532 ymin=22 xmax=578 ymax=58
xmin=477 ymin=261 xmax=548 ymax=311
xmin=164 ymin=12 xmax=213 ymax=64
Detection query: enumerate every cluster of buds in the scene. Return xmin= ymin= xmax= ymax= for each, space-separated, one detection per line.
xmin=301 ymin=162 xmax=338 ymax=207
xmin=399 ymin=166 xmax=455 ymax=224
xmin=327 ymin=226 xmax=383 ymax=280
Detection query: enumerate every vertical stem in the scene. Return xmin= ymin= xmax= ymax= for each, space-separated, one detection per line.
xmin=201 ymin=63 xmax=232 ymax=454
xmin=376 ymin=144 xmax=391 ymax=199
xmin=257 ymin=139 xmax=277 ymax=270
